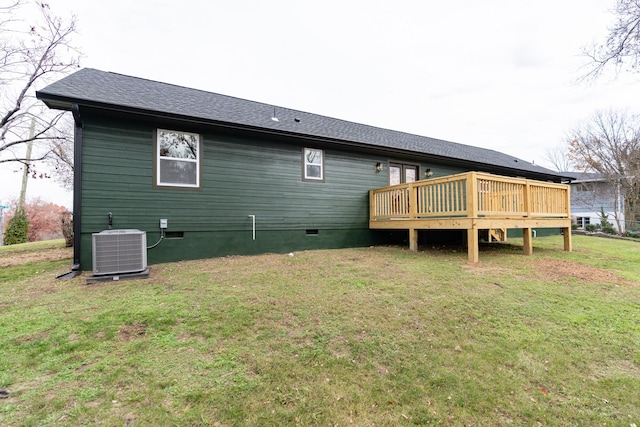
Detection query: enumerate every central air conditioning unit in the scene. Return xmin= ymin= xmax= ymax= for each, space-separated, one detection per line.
xmin=92 ymin=229 xmax=147 ymax=276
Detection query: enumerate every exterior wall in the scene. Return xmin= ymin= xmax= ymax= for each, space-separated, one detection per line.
xmin=570 ymin=181 xmax=625 ymax=231
xmin=571 ymin=181 xmax=617 ymax=212
xmin=79 ymin=114 xmax=466 ymax=270
xmin=571 ymin=210 xmax=625 ymax=232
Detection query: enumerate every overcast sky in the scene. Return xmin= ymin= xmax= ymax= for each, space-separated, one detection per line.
xmin=2 ymin=0 xmax=639 ymax=209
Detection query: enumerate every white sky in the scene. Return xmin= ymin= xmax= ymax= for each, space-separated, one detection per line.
xmin=2 ymin=0 xmax=639 ymax=210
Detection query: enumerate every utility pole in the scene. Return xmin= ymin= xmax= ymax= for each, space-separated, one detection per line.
xmin=0 ymin=205 xmax=8 ymax=246
xmin=18 ymin=118 xmax=36 ymax=210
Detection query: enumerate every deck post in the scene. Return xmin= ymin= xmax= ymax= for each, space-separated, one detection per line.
xmin=466 ymin=172 xmax=479 ymax=218
xmin=465 ymin=173 xmax=480 ymax=263
xmin=467 ymin=227 xmax=479 ymax=263
xmin=563 ymin=227 xmax=572 ymax=252
xmin=409 ymin=182 xmax=418 ymax=220
xmin=369 ymin=190 xmax=375 ymax=222
xmin=523 ymin=227 xmax=533 ymax=255
xmin=409 ymin=228 xmax=418 ymax=252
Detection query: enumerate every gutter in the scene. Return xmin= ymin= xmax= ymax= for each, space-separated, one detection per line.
xmin=56 ymin=103 xmax=82 ymax=279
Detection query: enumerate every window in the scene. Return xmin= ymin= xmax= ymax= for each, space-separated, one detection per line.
xmin=303 ymin=148 xmax=324 ymax=181
xmin=577 ymin=217 xmax=590 ymax=228
xmin=156 ymin=129 xmax=201 ymax=188
xmin=389 ymin=163 xmax=418 ymax=185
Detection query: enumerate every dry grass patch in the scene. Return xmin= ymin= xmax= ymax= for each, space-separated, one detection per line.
xmin=533 ymin=259 xmax=638 ymax=286
xmin=0 ymin=239 xmax=71 ymax=268
xmin=590 ymin=360 xmax=640 ymax=381
xmin=117 ymin=322 xmax=148 ymax=342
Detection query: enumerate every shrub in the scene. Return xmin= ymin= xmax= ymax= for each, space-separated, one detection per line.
xmin=597 ymin=207 xmax=617 ymax=235
xmin=626 ymin=229 xmax=640 ymax=238
xmin=585 ymin=224 xmax=600 ymax=232
xmin=3 ymin=209 xmax=29 ymax=245
xmin=61 ymin=211 xmax=73 ymax=247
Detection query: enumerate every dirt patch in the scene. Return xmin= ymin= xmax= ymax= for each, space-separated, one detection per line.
xmin=14 ymin=328 xmax=53 ymax=344
xmin=533 ymin=259 xmax=636 ymax=286
xmin=118 ymin=322 xmax=148 ymax=341
xmin=0 ymin=246 xmax=72 ymax=268
xmin=464 ymin=258 xmax=637 ymax=287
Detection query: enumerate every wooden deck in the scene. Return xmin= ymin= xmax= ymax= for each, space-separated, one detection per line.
xmin=369 ymin=171 xmax=572 ymax=262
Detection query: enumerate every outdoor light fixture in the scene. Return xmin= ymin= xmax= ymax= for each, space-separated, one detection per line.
xmin=424 ymin=168 xmax=433 ymax=177
xmin=271 ymin=107 xmax=279 ymax=122
xmin=375 ymin=162 xmax=383 ymax=173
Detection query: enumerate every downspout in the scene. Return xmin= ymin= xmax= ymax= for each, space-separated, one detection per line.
xmin=57 ymin=104 xmax=82 ymax=279
xmin=71 ymin=104 xmax=83 ymax=271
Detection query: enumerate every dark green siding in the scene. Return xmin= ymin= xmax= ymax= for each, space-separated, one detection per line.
xmin=505 ymin=228 xmax=562 ymax=238
xmin=80 ymin=115 xmax=451 ymax=270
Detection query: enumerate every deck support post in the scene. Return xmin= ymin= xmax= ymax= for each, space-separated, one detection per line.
xmin=563 ymin=227 xmax=572 ymax=252
xmin=523 ymin=227 xmax=533 ymax=255
xmin=409 ymin=228 xmax=418 ymax=252
xmin=467 ymin=227 xmax=479 ymax=263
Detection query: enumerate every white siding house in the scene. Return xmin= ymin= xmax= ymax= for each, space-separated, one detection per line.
xmin=570 ymin=172 xmax=625 ymax=232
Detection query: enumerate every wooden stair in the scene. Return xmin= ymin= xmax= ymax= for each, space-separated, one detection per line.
xmin=480 ymin=228 xmax=507 ymax=242
xmin=489 ymin=228 xmax=507 ymax=242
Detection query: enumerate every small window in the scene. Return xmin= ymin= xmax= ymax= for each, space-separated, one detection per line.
xmin=577 ymin=217 xmax=591 ymax=228
xmin=156 ymin=129 xmax=201 ymax=188
xmin=303 ymin=148 xmax=324 ymax=181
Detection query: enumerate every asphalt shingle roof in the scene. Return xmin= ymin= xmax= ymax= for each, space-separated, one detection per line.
xmin=37 ymin=68 xmax=568 ymax=181
xmin=566 ymin=172 xmax=606 ymax=182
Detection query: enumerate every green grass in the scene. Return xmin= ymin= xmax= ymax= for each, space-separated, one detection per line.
xmin=1 ymin=236 xmax=639 ymax=426
xmin=0 ymin=238 xmax=66 ymax=253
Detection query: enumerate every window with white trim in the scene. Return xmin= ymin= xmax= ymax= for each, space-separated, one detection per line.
xmin=577 ymin=217 xmax=590 ymax=228
xmin=303 ymin=148 xmax=324 ymax=181
xmin=156 ymin=129 xmax=201 ymax=188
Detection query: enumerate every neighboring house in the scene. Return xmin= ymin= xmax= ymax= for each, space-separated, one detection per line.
xmin=569 ymin=172 xmax=625 ymax=232
xmin=36 ymin=68 xmax=572 ymax=273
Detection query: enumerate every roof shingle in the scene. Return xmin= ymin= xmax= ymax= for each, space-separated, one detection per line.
xmin=37 ymin=68 xmax=568 ymax=180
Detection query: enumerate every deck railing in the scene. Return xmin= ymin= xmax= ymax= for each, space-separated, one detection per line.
xmin=370 ymin=171 xmax=570 ymax=221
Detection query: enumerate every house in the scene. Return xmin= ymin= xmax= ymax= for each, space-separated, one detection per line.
xmin=36 ymin=68 xmax=572 ymax=273
xmin=569 ymin=172 xmax=625 ymax=232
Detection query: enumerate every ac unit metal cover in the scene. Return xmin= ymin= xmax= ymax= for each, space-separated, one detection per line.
xmin=92 ymin=229 xmax=147 ymax=275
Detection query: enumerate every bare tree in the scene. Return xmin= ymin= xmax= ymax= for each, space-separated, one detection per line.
xmin=580 ymin=0 xmax=640 ymax=81
xmin=567 ymin=109 xmax=640 ymax=231
xmin=544 ymin=142 xmax=574 ymax=172
xmin=0 ymin=1 xmax=79 ymax=171
xmin=45 ymin=114 xmax=73 ymax=189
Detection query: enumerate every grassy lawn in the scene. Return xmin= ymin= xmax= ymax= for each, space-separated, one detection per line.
xmin=0 ymin=239 xmax=66 ymax=253
xmin=0 ymin=236 xmax=639 ymax=426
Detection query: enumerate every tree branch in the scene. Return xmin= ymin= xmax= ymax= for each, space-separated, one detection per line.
xmin=578 ymin=0 xmax=640 ymax=81
xmin=0 ymin=0 xmax=79 ymax=184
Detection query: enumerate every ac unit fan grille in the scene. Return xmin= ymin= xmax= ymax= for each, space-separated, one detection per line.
xmin=92 ymin=230 xmax=147 ymax=275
